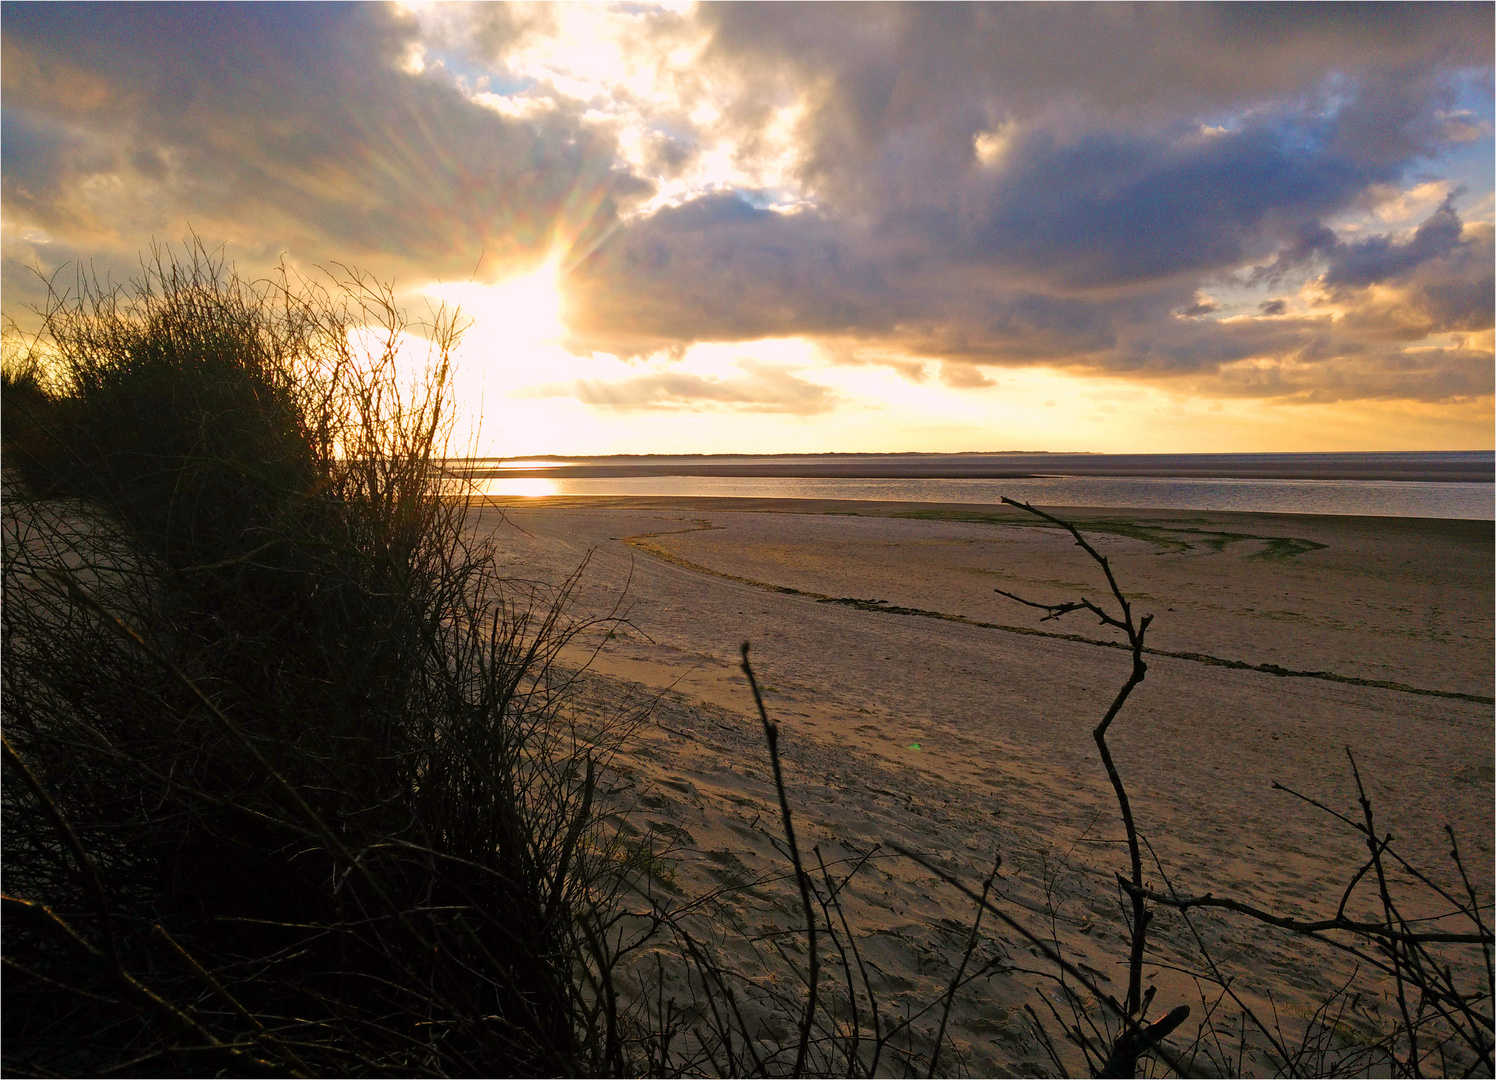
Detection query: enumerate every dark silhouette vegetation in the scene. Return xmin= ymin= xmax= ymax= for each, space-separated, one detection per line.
xmin=2 ymin=246 xmax=1489 ymax=1077
xmin=2 ymin=247 xmax=641 ymax=1075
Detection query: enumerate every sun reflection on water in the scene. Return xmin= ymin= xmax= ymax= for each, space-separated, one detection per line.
xmin=477 ymin=477 xmax=562 ymax=498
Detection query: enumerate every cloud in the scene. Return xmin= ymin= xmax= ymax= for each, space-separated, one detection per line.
xmin=699 ymin=2 xmax=1492 ymax=201
xmin=1322 ymin=194 xmax=1467 ymax=288
xmin=521 ymin=359 xmax=837 ymax=414
xmin=565 ymin=193 xmax=904 ymax=355
xmin=1178 ymin=295 xmax=1221 ymax=318
xmin=569 ymin=188 xmax=1491 ymax=400
xmin=938 ymin=362 xmax=993 ymax=389
xmin=2 ymin=2 xmax=1490 ymax=413
xmin=1325 ymin=218 xmax=1495 ymax=341
xmin=1209 ymin=339 xmax=1495 ymax=403
xmin=0 ymin=3 xmax=641 ymax=281
xmin=954 ymin=121 xmax=1393 ymax=291
xmin=561 ymin=2 xmax=1493 ymax=405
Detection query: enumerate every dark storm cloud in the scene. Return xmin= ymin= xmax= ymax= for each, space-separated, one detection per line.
xmin=565 ymin=2 xmax=1493 ymax=403
xmin=566 ymin=193 xmax=904 ymax=355
xmin=699 ymin=1 xmax=1491 ymax=198
xmin=571 ymin=190 xmax=1493 ymax=403
xmin=958 ymin=121 xmax=1391 ymax=290
xmin=0 ymin=2 xmax=640 ymax=281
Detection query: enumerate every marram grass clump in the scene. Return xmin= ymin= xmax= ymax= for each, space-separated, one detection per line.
xmin=1 ymin=245 xmax=639 ymax=1076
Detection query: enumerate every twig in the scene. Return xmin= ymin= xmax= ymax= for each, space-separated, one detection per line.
xmin=1120 ymin=881 xmax=1490 ymax=945
xmin=150 ymin=924 xmax=313 ymax=1076
xmin=1 ymin=736 xmax=121 ymax=972
xmin=741 ymin=641 xmax=819 ymax=1078
xmin=995 ymin=498 xmax=1156 ymax=1026
xmin=889 ymin=845 xmax=1191 ymax=1078
xmin=929 ymin=853 xmax=1001 ymax=1078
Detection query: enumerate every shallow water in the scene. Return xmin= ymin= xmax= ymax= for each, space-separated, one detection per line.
xmin=474 ymin=472 xmax=1494 ymax=520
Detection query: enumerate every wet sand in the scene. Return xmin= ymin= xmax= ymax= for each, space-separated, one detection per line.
xmin=477 ymin=496 xmax=1493 ymax=1075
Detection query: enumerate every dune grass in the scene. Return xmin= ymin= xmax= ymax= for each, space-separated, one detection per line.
xmin=1 ymin=245 xmax=643 ymax=1076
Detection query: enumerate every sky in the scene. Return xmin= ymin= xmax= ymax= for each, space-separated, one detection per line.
xmin=3 ymin=2 xmax=1493 ymax=456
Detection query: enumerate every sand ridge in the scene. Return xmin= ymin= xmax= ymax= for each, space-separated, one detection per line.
xmin=617 ymin=515 xmax=1490 ymax=706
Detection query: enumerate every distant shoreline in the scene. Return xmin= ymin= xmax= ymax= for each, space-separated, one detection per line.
xmin=459 ymin=450 xmax=1494 ymax=484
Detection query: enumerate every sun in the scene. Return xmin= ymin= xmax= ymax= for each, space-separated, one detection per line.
xmin=422 ymin=253 xmax=578 ymax=456
xmin=477 ymin=253 xmax=566 ymax=348
xmin=428 ymin=252 xmax=567 ymax=355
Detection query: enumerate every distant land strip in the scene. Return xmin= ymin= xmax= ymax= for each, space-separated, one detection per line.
xmin=623 ymin=532 xmax=1494 ymax=707
xmin=462 ymin=450 xmax=1496 ymax=484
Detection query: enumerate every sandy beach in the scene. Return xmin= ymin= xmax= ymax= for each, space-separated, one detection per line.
xmin=478 ymin=496 xmax=1493 ymax=1075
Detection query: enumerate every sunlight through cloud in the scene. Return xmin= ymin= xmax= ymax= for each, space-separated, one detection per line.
xmin=429 ymin=252 xmax=567 ymax=355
